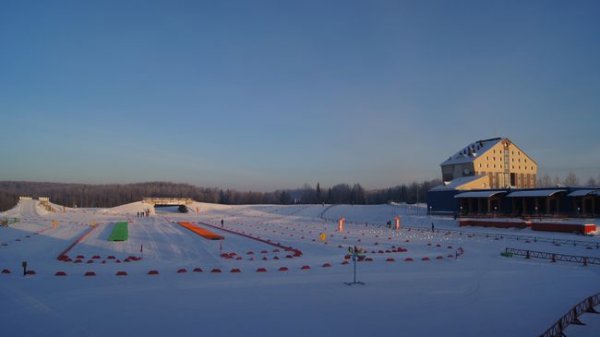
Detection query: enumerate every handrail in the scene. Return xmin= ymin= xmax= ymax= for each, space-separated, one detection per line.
xmin=539 ymin=293 xmax=600 ymax=337
xmin=505 ymin=247 xmax=600 ymax=266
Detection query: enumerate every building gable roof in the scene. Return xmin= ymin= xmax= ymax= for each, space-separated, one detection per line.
xmin=440 ymin=138 xmax=502 ymax=166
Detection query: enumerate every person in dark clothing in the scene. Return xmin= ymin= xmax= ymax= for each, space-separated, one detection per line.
xmin=431 ymin=222 xmax=435 ymax=232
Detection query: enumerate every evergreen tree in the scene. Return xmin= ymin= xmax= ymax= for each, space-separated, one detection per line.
xmin=316 ymin=182 xmax=321 ymax=203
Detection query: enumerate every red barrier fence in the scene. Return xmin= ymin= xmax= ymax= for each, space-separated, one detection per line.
xmin=539 ymin=293 xmax=600 ymax=337
xmin=198 ymin=221 xmax=302 ymax=257
xmin=56 ymin=226 xmax=98 ymax=260
xmin=505 ymin=247 xmax=600 ymax=266
xmin=460 ymin=219 xmax=528 ymax=229
xmin=461 ymin=219 xmax=598 ymax=234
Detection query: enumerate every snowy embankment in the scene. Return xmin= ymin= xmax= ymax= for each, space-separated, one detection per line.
xmin=1 ymin=200 xmax=599 ymax=337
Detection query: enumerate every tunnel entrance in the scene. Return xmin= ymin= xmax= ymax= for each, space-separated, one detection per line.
xmin=154 ymin=204 xmax=188 ymax=213
xmin=143 ymin=198 xmax=193 ymax=214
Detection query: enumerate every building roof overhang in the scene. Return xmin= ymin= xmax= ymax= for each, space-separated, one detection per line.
xmin=454 ymin=191 xmax=507 ymax=199
xmin=505 ymin=189 xmax=566 ymax=198
xmin=567 ymin=189 xmax=600 ymax=197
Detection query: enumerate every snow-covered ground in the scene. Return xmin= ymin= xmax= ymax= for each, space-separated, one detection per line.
xmin=1 ymin=200 xmax=599 ymax=337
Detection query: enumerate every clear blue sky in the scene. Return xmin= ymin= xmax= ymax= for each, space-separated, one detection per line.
xmin=1 ymin=0 xmax=599 ymax=190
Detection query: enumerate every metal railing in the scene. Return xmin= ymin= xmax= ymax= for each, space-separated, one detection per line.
xmin=504 ymin=247 xmax=600 ymax=266
xmin=539 ymin=293 xmax=600 ymax=337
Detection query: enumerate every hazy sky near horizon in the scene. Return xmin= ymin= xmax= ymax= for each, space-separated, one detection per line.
xmin=1 ymin=1 xmax=599 ymax=190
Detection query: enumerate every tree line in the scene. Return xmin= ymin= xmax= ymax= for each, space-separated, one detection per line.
xmin=536 ymin=171 xmax=600 ymax=188
xmin=0 ymin=179 xmax=441 ymax=212
xmin=3 ymin=172 xmax=596 ymax=212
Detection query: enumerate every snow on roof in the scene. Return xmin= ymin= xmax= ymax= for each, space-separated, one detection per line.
xmin=454 ymin=191 xmax=507 ymax=199
xmin=567 ymin=189 xmax=600 ymax=197
xmin=441 ymin=137 xmax=503 ymax=166
xmin=430 ymin=175 xmax=487 ymax=191
xmin=505 ymin=189 xmax=566 ymax=198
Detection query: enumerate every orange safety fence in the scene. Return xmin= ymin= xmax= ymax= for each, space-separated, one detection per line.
xmin=178 ymin=222 xmax=224 ymax=240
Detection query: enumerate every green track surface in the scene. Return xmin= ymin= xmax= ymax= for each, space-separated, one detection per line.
xmin=108 ymin=222 xmax=128 ymax=241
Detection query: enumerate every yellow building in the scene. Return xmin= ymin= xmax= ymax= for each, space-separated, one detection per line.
xmin=440 ymin=137 xmax=537 ymax=190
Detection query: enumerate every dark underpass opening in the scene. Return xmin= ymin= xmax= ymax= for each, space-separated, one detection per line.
xmin=154 ymin=204 xmax=188 ymax=213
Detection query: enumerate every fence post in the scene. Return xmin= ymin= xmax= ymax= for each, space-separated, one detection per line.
xmin=586 ymin=297 xmax=598 ymax=313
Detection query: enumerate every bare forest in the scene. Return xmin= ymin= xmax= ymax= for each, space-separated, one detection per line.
xmin=0 ymin=180 xmax=441 ymax=212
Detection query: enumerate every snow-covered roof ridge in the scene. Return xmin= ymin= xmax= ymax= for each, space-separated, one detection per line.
xmin=441 ymin=137 xmax=503 ymax=166
xmin=430 ymin=175 xmax=486 ymax=191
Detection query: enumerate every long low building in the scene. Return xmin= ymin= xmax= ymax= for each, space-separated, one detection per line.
xmin=427 ymin=187 xmax=600 ymax=218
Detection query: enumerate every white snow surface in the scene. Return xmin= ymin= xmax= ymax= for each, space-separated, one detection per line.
xmin=1 ymin=200 xmax=599 ymax=337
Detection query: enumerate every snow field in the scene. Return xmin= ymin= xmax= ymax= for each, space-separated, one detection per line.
xmin=1 ymin=200 xmax=599 ymax=337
